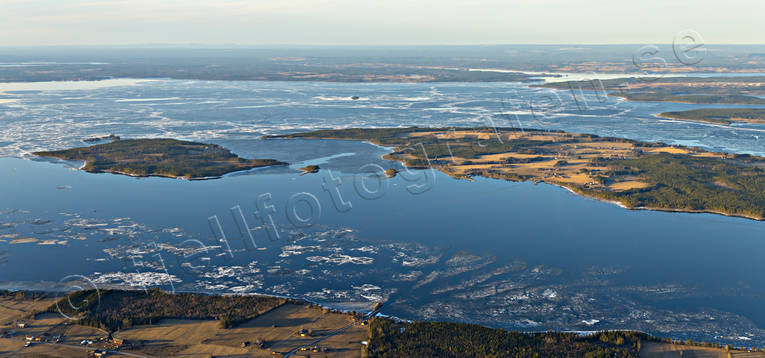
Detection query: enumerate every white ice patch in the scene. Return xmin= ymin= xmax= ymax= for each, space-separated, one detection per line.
xmin=353 ymin=284 xmax=381 ymax=292
xmin=115 ymin=97 xmax=181 ymax=103
xmin=92 ymin=271 xmax=181 ymax=287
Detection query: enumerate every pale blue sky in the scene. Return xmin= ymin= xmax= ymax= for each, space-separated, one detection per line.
xmin=1 ymin=0 xmax=763 ymax=46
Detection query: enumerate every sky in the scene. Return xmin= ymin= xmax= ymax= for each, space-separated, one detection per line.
xmin=0 ymin=0 xmax=763 ymax=46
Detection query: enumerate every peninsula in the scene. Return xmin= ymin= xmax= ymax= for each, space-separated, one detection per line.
xmin=535 ymin=76 xmax=765 ymax=105
xmin=34 ymin=138 xmax=286 ymax=179
xmin=271 ymin=127 xmax=765 ymax=220
xmin=658 ymin=108 xmax=765 ymax=125
xmin=2 ymin=290 xmax=760 ymax=357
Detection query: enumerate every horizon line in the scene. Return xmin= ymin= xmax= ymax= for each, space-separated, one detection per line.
xmin=1 ymin=43 xmax=765 ymax=48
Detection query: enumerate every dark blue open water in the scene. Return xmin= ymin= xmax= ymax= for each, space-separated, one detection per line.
xmin=1 ymin=79 xmax=764 ymax=345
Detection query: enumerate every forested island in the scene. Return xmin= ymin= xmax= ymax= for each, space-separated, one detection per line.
xmin=271 ymin=127 xmax=765 ymax=220
xmin=658 ymin=108 xmax=765 ymax=125
xmin=33 ymin=138 xmax=286 ymax=179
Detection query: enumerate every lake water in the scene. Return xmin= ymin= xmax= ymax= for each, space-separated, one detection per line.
xmin=1 ymin=79 xmax=764 ymax=345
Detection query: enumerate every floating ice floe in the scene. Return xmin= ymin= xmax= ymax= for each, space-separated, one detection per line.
xmin=391 ymin=271 xmax=423 ymax=282
xmin=305 ymin=253 xmax=373 ymax=265
xmin=393 ymin=252 xmax=441 ymax=267
xmin=353 ymin=246 xmax=377 ymax=254
xmin=353 ymin=284 xmax=381 ymax=292
xmin=542 ymin=289 xmax=558 ymax=299
xmin=279 ymin=244 xmax=320 ymax=257
xmin=9 ymin=237 xmax=37 ymax=244
xmin=202 ymin=263 xmax=260 ymax=279
xmin=519 ymin=319 xmax=540 ymax=327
